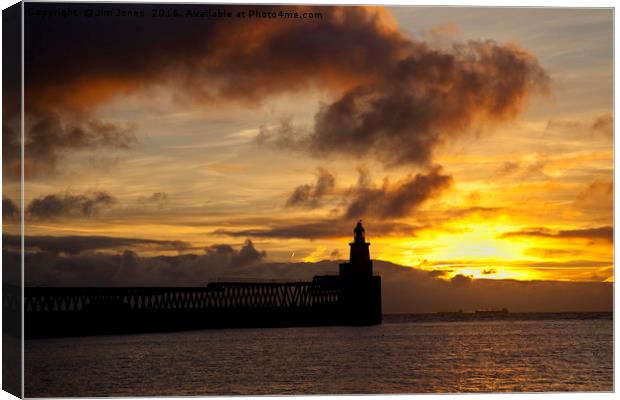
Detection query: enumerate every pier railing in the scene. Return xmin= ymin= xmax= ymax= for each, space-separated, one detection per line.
xmin=23 ymin=281 xmax=341 ymax=313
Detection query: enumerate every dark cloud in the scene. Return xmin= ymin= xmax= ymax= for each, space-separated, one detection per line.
xmin=21 ymin=250 xmax=612 ymax=312
xmin=17 ymin=4 xmax=549 ymax=179
xmin=3 ymin=113 xmax=136 ymax=179
xmin=3 ymin=198 xmax=18 ymax=220
xmin=215 ymin=219 xmax=421 ymax=240
xmin=19 ymin=5 xmax=409 ymax=178
xmin=500 ymin=226 xmax=613 ymax=244
xmin=286 ymin=168 xmax=335 ymax=208
xmin=450 ymin=274 xmax=473 ymax=285
xmin=204 ymin=240 xmax=266 ymax=269
xmin=23 ymin=238 xmax=266 ymax=286
xmin=284 ymin=165 xmax=452 ymax=219
xmin=344 ymin=165 xmax=453 ymax=218
xmin=26 ymin=191 xmax=117 ymax=220
xmin=5 ymin=234 xmax=192 ymax=255
xmin=427 ymin=269 xmax=451 ymax=278
xmin=217 ymin=165 xmax=453 ymax=240
xmin=138 ymin=192 xmax=169 ymax=209
xmin=264 ymin=41 xmax=549 ymax=166
xmin=25 ymin=5 xmax=407 ymax=111
xmin=27 ymin=112 xmax=135 ymax=178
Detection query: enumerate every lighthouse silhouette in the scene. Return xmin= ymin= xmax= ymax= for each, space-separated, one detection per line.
xmin=339 ymin=220 xmax=382 ymax=325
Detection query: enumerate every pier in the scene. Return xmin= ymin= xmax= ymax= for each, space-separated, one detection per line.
xmin=18 ymin=222 xmax=381 ymax=338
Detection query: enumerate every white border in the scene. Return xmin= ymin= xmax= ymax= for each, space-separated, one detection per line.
xmin=0 ymin=1 xmax=616 ymax=400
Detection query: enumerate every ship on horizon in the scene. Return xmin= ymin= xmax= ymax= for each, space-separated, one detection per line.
xmin=434 ymin=308 xmax=510 ymax=316
xmin=475 ymin=308 xmax=510 ymax=315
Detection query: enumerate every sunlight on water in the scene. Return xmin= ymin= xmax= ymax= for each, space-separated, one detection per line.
xmin=25 ymin=316 xmax=612 ymax=396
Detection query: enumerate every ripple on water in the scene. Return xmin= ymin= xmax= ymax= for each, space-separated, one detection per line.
xmin=24 ymin=317 xmax=612 ymax=396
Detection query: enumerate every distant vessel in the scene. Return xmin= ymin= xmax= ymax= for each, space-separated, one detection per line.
xmin=475 ymin=308 xmax=509 ymax=315
xmin=435 ymin=310 xmax=464 ymax=316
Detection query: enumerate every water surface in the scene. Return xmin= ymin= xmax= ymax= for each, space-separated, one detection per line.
xmin=25 ymin=313 xmax=613 ymax=396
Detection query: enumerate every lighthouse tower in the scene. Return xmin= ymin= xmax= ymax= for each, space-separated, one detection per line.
xmin=339 ymin=220 xmax=373 ymax=279
xmin=339 ymin=221 xmax=382 ymax=325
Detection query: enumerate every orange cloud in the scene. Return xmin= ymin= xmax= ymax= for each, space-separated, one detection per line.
xmin=18 ymin=4 xmax=550 ymax=180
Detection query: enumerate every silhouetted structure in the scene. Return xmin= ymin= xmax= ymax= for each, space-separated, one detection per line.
xmin=339 ymin=220 xmax=382 ymax=325
xmin=18 ymin=222 xmax=382 ymax=338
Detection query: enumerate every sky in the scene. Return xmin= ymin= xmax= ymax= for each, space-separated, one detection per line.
xmin=3 ymin=4 xmax=613 ymax=311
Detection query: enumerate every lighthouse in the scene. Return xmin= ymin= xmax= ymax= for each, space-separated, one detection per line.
xmin=339 ymin=220 xmax=373 ymax=279
xmin=338 ymin=220 xmax=382 ymax=325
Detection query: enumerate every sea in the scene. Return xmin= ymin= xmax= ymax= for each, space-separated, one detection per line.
xmin=24 ymin=313 xmax=613 ymax=397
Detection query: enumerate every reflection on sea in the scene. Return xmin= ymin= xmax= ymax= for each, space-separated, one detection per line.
xmin=25 ymin=313 xmax=612 ymax=396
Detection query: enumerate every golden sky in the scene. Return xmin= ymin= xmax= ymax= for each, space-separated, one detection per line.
xmin=5 ymin=5 xmax=613 ymax=289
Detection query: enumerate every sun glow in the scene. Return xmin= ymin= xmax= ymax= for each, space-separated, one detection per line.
xmin=438 ymin=229 xmax=526 ymax=261
xmin=372 ymin=219 xmax=603 ymax=281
